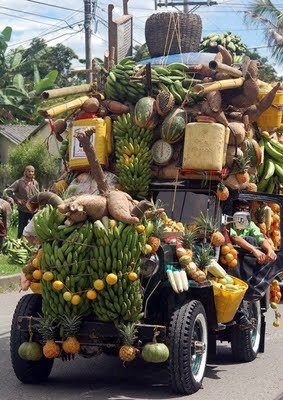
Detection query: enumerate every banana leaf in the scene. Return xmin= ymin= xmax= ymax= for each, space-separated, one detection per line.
xmin=0 ymin=103 xmax=31 ymax=120
xmin=11 ymin=45 xmax=24 ymax=70
xmin=13 ymin=74 xmax=25 ymax=92
xmin=33 ymin=64 xmax=41 ymax=86
xmin=34 ymin=70 xmax=58 ymax=95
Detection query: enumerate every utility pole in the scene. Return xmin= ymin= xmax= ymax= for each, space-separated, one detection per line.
xmin=183 ymin=2 xmax=189 ymax=12
xmin=84 ymin=0 xmax=92 ymax=83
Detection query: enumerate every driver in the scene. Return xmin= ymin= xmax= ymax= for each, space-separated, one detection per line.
xmin=230 ymin=200 xmax=277 ymax=265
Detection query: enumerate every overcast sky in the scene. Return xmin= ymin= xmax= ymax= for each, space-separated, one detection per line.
xmin=0 ymin=0 xmax=282 ymax=75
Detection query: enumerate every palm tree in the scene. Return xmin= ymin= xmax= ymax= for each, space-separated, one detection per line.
xmin=245 ymin=0 xmax=283 ymax=63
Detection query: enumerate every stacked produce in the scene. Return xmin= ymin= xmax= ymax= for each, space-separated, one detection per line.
xmin=200 ymin=32 xmax=247 ymax=63
xmin=253 ymin=202 xmax=281 ymax=250
xmin=105 ymin=58 xmax=202 ymax=105
xmin=114 ymin=113 xmax=153 ymax=198
xmin=270 ymin=279 xmax=282 ymax=328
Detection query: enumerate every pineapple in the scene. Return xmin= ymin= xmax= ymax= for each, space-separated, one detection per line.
xmin=233 ymin=155 xmax=251 ymax=183
xmin=194 ymin=212 xmax=225 ymax=246
xmin=147 ymin=217 xmax=164 ymax=252
xmin=119 ymin=323 xmax=137 ymax=362
xmin=37 ymin=316 xmax=61 ymax=359
xmin=61 ymin=315 xmax=82 ymax=354
xmin=194 ymin=245 xmax=213 ymax=272
xmin=180 ymin=226 xmax=197 ymax=259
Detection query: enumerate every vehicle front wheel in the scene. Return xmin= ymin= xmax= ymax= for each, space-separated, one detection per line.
xmin=231 ymin=300 xmax=262 ymax=362
xmin=10 ymin=294 xmax=54 ymax=383
xmin=168 ymin=300 xmax=208 ymax=395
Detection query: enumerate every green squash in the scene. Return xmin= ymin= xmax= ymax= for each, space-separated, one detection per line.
xmin=141 ymin=342 xmax=170 ymax=363
xmin=18 ymin=341 xmax=43 ymax=361
xmin=161 ymin=107 xmax=187 ymax=144
xmin=134 ymin=97 xmax=159 ymax=129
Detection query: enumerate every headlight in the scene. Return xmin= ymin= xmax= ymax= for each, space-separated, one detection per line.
xmin=141 ymin=254 xmax=159 ymax=278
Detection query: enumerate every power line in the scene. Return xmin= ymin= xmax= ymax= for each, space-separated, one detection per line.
xmin=0 ymin=11 xmax=56 ymax=26
xmin=8 ymin=19 xmax=84 ymax=47
xmin=0 ymin=5 xmax=73 ymax=26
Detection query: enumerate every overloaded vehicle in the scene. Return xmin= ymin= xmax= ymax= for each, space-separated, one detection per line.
xmin=6 ymin=10 xmax=283 ymax=395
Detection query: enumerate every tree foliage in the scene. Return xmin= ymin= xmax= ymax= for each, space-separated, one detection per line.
xmin=245 ymin=0 xmax=283 ymax=64
xmin=8 ymin=138 xmax=59 ymax=188
xmin=246 ymin=49 xmax=282 ymax=82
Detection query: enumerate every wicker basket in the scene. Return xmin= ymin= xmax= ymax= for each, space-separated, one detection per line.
xmin=145 ymin=12 xmax=202 ymax=58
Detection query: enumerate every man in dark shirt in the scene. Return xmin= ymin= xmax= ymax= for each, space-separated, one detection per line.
xmin=4 ymin=165 xmax=39 ymax=238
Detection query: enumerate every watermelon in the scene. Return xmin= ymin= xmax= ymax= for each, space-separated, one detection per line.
xmin=134 ymin=97 xmax=159 ymax=129
xmin=161 ymin=108 xmax=187 ymax=144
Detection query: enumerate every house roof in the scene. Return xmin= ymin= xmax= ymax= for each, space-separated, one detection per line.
xmin=0 ymin=124 xmax=44 ymax=145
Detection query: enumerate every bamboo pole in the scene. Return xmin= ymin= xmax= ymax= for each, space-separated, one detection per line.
xmin=208 ymin=61 xmax=243 ymax=78
xmin=41 ymin=84 xmax=93 ymax=100
xmin=39 ymin=96 xmax=90 ymax=118
xmin=194 ymin=78 xmax=245 ymax=94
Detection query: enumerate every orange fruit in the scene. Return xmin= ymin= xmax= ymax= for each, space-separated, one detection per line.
xmin=273 ymin=214 xmax=280 ymax=223
xmin=52 ymin=280 xmax=64 ymax=291
xmin=230 ymin=248 xmax=238 ymax=258
xmin=136 ymin=225 xmax=145 ymax=233
xmin=228 ymin=259 xmax=238 ymax=269
xmin=32 ymin=269 xmax=43 ymax=280
xmin=225 ymin=253 xmax=234 ymax=263
xmin=63 ymin=292 xmax=72 ymax=302
xmin=71 ymin=295 xmax=81 ymax=305
xmin=227 ymin=243 xmax=234 ymax=249
xmin=86 ymin=290 xmax=97 ymax=300
xmin=220 ymin=256 xmax=227 ymax=265
xmin=221 ymin=245 xmax=230 ymax=255
xmin=106 ymin=273 xmax=118 ymax=285
xmin=43 ymin=271 xmax=54 ymax=281
xmin=93 ymin=279 xmax=104 ymax=291
xmin=128 ymin=272 xmax=138 ymax=281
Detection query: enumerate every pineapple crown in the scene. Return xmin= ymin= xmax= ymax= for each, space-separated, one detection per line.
xmin=194 ymin=212 xmax=219 ymax=235
xmin=36 ymin=316 xmax=58 ymax=342
xmin=60 ymin=315 xmax=82 ymax=338
xmin=233 ymin=155 xmax=251 ymax=173
xmin=194 ymin=245 xmax=214 ymax=271
xmin=118 ymin=322 xmax=137 ymax=346
xmin=181 ymin=226 xmax=197 ymax=249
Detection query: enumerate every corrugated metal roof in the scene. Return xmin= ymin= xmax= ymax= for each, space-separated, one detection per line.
xmin=0 ymin=125 xmax=39 ymax=144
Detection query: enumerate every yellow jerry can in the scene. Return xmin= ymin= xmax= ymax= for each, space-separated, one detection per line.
xmin=182 ymin=122 xmax=230 ymax=172
xmin=68 ymin=115 xmax=110 ymax=170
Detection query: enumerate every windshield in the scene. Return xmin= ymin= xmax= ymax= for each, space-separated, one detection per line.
xmin=155 ymin=191 xmax=218 ymax=225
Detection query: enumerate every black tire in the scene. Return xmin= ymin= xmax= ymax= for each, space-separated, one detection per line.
xmin=10 ymin=294 xmax=54 ymax=383
xmin=231 ymin=300 xmax=261 ymax=363
xmin=168 ymin=300 xmax=208 ymax=395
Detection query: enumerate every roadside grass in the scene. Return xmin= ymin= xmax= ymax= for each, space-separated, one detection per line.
xmin=0 ymin=226 xmax=21 ymax=276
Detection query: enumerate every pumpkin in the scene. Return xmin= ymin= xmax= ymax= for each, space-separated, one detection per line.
xmin=141 ymin=341 xmax=169 ymax=363
xmin=18 ymin=340 xmax=43 ymax=361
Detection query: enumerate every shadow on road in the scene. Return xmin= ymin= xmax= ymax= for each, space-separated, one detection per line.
xmin=0 ymin=337 xmax=247 ymax=400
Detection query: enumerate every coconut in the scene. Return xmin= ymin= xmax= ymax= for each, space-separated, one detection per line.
xmin=82 ymin=98 xmax=100 ymax=113
xmin=226 ymin=146 xmax=243 ymax=168
xmin=228 ymin=122 xmax=246 ymax=146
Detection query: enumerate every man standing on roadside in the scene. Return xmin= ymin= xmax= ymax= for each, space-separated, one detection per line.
xmin=4 ymin=165 xmax=39 ymax=238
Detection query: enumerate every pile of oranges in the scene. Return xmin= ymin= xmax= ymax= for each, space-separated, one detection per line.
xmin=270 ymin=279 xmax=282 ymax=304
xmin=219 ymin=243 xmax=238 ymax=269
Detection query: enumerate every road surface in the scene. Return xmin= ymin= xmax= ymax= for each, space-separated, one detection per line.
xmin=0 ymin=291 xmax=283 ymax=400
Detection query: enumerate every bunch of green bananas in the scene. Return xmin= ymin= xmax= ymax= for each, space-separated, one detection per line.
xmin=89 ymin=220 xmax=146 ymax=323
xmin=151 ymin=63 xmax=198 ymax=105
xmin=2 ymin=237 xmax=34 ymax=265
xmin=200 ymin=32 xmax=247 ymax=57
xmin=114 ymin=113 xmax=153 ymax=198
xmin=257 ymin=134 xmax=283 ymax=193
xmin=104 ymin=57 xmax=146 ymax=104
xmin=105 ymin=57 xmax=199 ymax=106
xmin=33 ymin=205 xmax=72 ymax=241
xmin=41 ymin=220 xmax=94 ymax=319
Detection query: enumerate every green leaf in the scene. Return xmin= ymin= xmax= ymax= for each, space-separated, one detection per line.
xmin=34 ymin=70 xmax=58 ymax=95
xmin=33 ymin=64 xmax=41 ymax=86
xmin=13 ymin=74 xmax=25 ymax=92
xmin=0 ymin=103 xmax=31 ymax=120
xmin=11 ymin=46 xmax=24 ymax=70
xmin=1 ymin=27 xmax=12 ymax=42
xmin=3 ymin=87 xmax=29 ymax=98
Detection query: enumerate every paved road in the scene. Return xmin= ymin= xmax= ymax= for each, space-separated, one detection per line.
xmin=1 ymin=291 xmax=283 ymax=400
